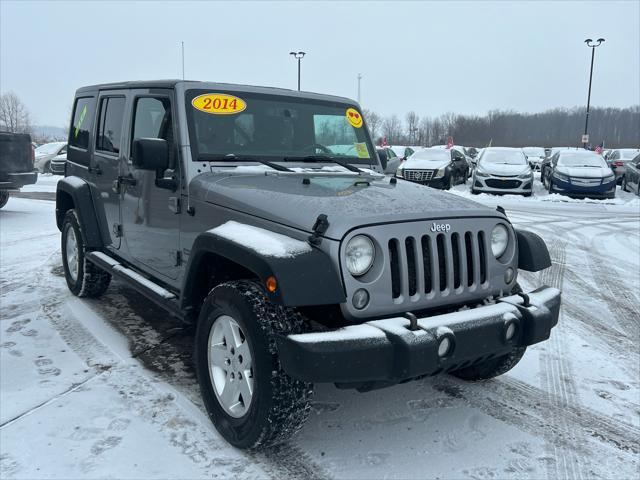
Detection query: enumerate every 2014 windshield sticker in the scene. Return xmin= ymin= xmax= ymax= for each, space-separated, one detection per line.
xmin=192 ymin=93 xmax=247 ymax=114
xmin=346 ymin=108 xmax=363 ymax=128
xmin=354 ymin=142 xmax=369 ymax=158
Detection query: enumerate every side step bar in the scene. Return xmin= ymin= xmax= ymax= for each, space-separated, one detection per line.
xmin=86 ymin=251 xmax=187 ymax=321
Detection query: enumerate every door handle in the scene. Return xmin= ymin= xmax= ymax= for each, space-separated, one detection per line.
xmin=118 ymin=175 xmax=137 ymax=187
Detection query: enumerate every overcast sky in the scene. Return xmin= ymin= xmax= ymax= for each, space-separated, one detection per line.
xmin=1 ymin=0 xmax=638 ymax=127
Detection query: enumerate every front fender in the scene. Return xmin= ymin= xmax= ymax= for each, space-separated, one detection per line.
xmin=182 ymin=231 xmax=346 ymax=308
xmin=56 ymin=176 xmax=103 ymax=249
xmin=516 ymin=229 xmax=551 ymax=272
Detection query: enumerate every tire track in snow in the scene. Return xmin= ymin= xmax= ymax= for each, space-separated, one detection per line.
xmin=538 ymin=238 xmax=591 ymax=480
xmin=431 ymin=377 xmax=639 ymax=456
xmin=586 ymin=249 xmax=639 ymax=343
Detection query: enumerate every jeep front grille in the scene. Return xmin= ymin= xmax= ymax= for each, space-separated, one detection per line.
xmin=388 ymin=231 xmax=488 ymax=300
xmin=404 ymin=169 xmax=435 ymax=182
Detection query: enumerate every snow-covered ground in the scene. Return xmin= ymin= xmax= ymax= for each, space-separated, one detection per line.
xmin=1 ymin=179 xmax=639 ymax=479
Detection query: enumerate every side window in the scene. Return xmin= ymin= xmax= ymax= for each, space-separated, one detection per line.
xmin=610 ymin=151 xmax=618 ymax=160
xmin=96 ymin=97 xmax=126 ymax=154
xmin=131 ymin=97 xmax=174 ymax=165
xmin=69 ymin=97 xmax=96 ymax=151
xmin=388 ymin=149 xmax=397 ymax=159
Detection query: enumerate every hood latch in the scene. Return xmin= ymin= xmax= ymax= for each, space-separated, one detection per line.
xmin=308 ymin=214 xmax=329 ymax=246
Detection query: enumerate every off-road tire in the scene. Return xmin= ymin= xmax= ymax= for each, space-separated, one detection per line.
xmin=61 ymin=209 xmax=111 ymax=297
xmin=195 ymin=280 xmax=313 ymax=450
xmin=0 ymin=191 xmax=9 ymax=209
xmin=451 ymin=346 xmax=527 ymax=381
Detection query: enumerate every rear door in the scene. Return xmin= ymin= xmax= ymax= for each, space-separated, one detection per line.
xmin=92 ymin=92 xmax=128 ymax=249
xmin=119 ymin=90 xmax=181 ymax=281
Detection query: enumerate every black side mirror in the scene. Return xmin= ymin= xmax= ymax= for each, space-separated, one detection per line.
xmin=132 ymin=138 xmax=168 ymax=171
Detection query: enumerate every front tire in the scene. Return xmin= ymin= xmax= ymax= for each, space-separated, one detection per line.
xmin=195 ymin=280 xmax=313 ymax=449
xmin=452 ymin=347 xmax=526 ymax=381
xmin=61 ymin=210 xmax=111 ymax=297
xmin=0 ymin=191 xmax=9 ymax=209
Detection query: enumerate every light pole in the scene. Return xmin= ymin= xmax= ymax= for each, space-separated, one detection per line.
xmin=583 ymin=38 xmax=605 ymax=149
xmin=289 ymin=51 xmax=306 ymax=91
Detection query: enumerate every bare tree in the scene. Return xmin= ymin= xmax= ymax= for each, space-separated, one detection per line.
xmin=0 ymin=92 xmax=32 ymax=134
xmin=405 ymin=111 xmax=420 ymax=144
xmin=382 ymin=115 xmax=402 ymax=144
xmin=363 ymin=109 xmax=382 ymax=141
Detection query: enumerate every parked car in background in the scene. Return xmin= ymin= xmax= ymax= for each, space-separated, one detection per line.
xmin=376 ymin=146 xmax=402 ymax=174
xmin=622 ymin=153 xmax=640 ymax=195
xmin=396 ymin=147 xmax=469 ymax=189
xmin=543 ymin=149 xmax=616 ymax=199
xmin=607 ymin=148 xmax=640 ymax=184
xmin=472 ymin=147 xmax=533 ymax=196
xmin=34 ymin=141 xmax=67 ymax=173
xmin=0 ymin=131 xmax=38 ymax=208
xmin=522 ymin=147 xmax=545 ymax=171
xmin=389 ymin=145 xmax=420 ymax=161
xmin=50 ymin=151 xmax=67 ymax=175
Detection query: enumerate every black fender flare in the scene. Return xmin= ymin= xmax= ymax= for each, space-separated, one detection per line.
xmin=181 ymin=231 xmax=346 ymax=308
xmin=56 ymin=176 xmax=103 ymax=249
xmin=516 ymin=229 xmax=551 ymax=272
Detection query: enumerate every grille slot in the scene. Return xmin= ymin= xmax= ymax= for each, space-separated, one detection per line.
xmin=485 ymin=178 xmax=521 ymax=189
xmin=388 ymin=228 xmax=489 ymax=301
xmin=389 ymin=239 xmax=401 ymax=299
xmin=421 ymin=236 xmax=432 ymax=293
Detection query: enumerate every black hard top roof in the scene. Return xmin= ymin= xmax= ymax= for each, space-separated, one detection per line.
xmin=76 ymin=80 xmax=356 ymax=104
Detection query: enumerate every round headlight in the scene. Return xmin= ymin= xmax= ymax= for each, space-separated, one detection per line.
xmin=491 ymin=224 xmax=509 ymax=258
xmin=346 ymin=235 xmax=375 ymax=276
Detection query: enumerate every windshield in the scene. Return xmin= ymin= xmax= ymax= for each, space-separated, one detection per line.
xmin=523 ymin=147 xmax=544 ymax=157
xmin=480 ymin=149 xmax=527 ymax=165
xmin=36 ymin=142 xmax=64 ymax=154
xmin=558 ymin=153 xmax=607 ymax=168
xmin=411 ymin=149 xmax=450 ymax=161
xmin=185 ymin=90 xmax=375 ymax=164
xmin=619 ymin=149 xmax=640 ymax=159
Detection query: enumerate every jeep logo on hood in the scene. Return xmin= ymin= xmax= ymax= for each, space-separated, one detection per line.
xmin=430 ymin=222 xmax=451 ymax=233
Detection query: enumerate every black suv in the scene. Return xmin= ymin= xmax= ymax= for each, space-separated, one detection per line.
xmin=56 ymin=80 xmax=560 ymax=449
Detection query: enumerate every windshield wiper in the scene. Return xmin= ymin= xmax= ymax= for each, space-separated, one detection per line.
xmin=199 ymin=153 xmax=293 ymax=172
xmin=283 ymin=155 xmax=364 ymax=173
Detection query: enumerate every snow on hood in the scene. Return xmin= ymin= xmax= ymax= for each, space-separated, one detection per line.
xmin=557 ymin=166 xmax=612 ymax=178
xmin=191 ymin=171 xmax=497 ymax=239
xmin=401 ymin=157 xmax=449 ymax=170
xmin=208 ymin=221 xmax=312 ymax=258
xmin=477 ymin=163 xmax=530 ymax=176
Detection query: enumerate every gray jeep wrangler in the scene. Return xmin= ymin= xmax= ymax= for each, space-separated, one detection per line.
xmin=56 ymin=80 xmax=560 ymax=449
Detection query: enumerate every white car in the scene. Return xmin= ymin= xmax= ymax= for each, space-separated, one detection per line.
xmin=472 ymin=147 xmax=534 ymax=196
xmin=522 ymin=147 xmax=545 ymax=171
xmin=34 ymin=142 xmax=67 ymax=173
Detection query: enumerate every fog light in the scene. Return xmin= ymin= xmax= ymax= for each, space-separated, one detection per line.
xmin=505 ymin=321 xmax=517 ymax=341
xmin=437 ymin=336 xmax=452 ymax=357
xmin=504 ymin=267 xmax=515 ymax=284
xmin=352 ymin=289 xmax=369 ymax=310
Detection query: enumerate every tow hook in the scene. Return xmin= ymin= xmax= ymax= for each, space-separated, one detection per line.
xmin=404 ymin=312 xmax=419 ymax=331
xmin=518 ymin=292 xmax=531 ymax=307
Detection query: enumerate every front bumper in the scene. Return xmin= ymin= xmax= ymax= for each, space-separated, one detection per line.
xmin=473 ymin=175 xmax=532 ymax=194
xmin=277 ymin=286 xmax=560 ymax=384
xmin=0 ymin=171 xmax=38 ymax=190
xmin=552 ymin=177 xmax=616 ymax=198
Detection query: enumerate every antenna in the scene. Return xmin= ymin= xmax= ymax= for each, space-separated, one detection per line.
xmin=181 ymin=41 xmax=185 ymax=80
xmin=357 ymin=73 xmax=362 ymax=104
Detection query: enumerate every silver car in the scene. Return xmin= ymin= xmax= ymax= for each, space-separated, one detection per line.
xmin=522 ymin=147 xmax=545 ymax=171
xmin=34 ymin=142 xmax=67 ymax=173
xmin=607 ymin=148 xmax=640 ymax=184
xmin=472 ymin=147 xmax=533 ymax=196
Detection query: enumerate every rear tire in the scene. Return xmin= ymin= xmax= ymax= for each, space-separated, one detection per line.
xmin=452 ymin=347 xmax=526 ymax=381
xmin=195 ymin=280 xmax=313 ymax=449
xmin=61 ymin=210 xmax=111 ymax=298
xmin=0 ymin=191 xmax=9 ymax=209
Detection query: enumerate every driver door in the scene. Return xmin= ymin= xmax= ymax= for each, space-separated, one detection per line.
xmin=119 ymin=90 xmax=181 ymax=281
